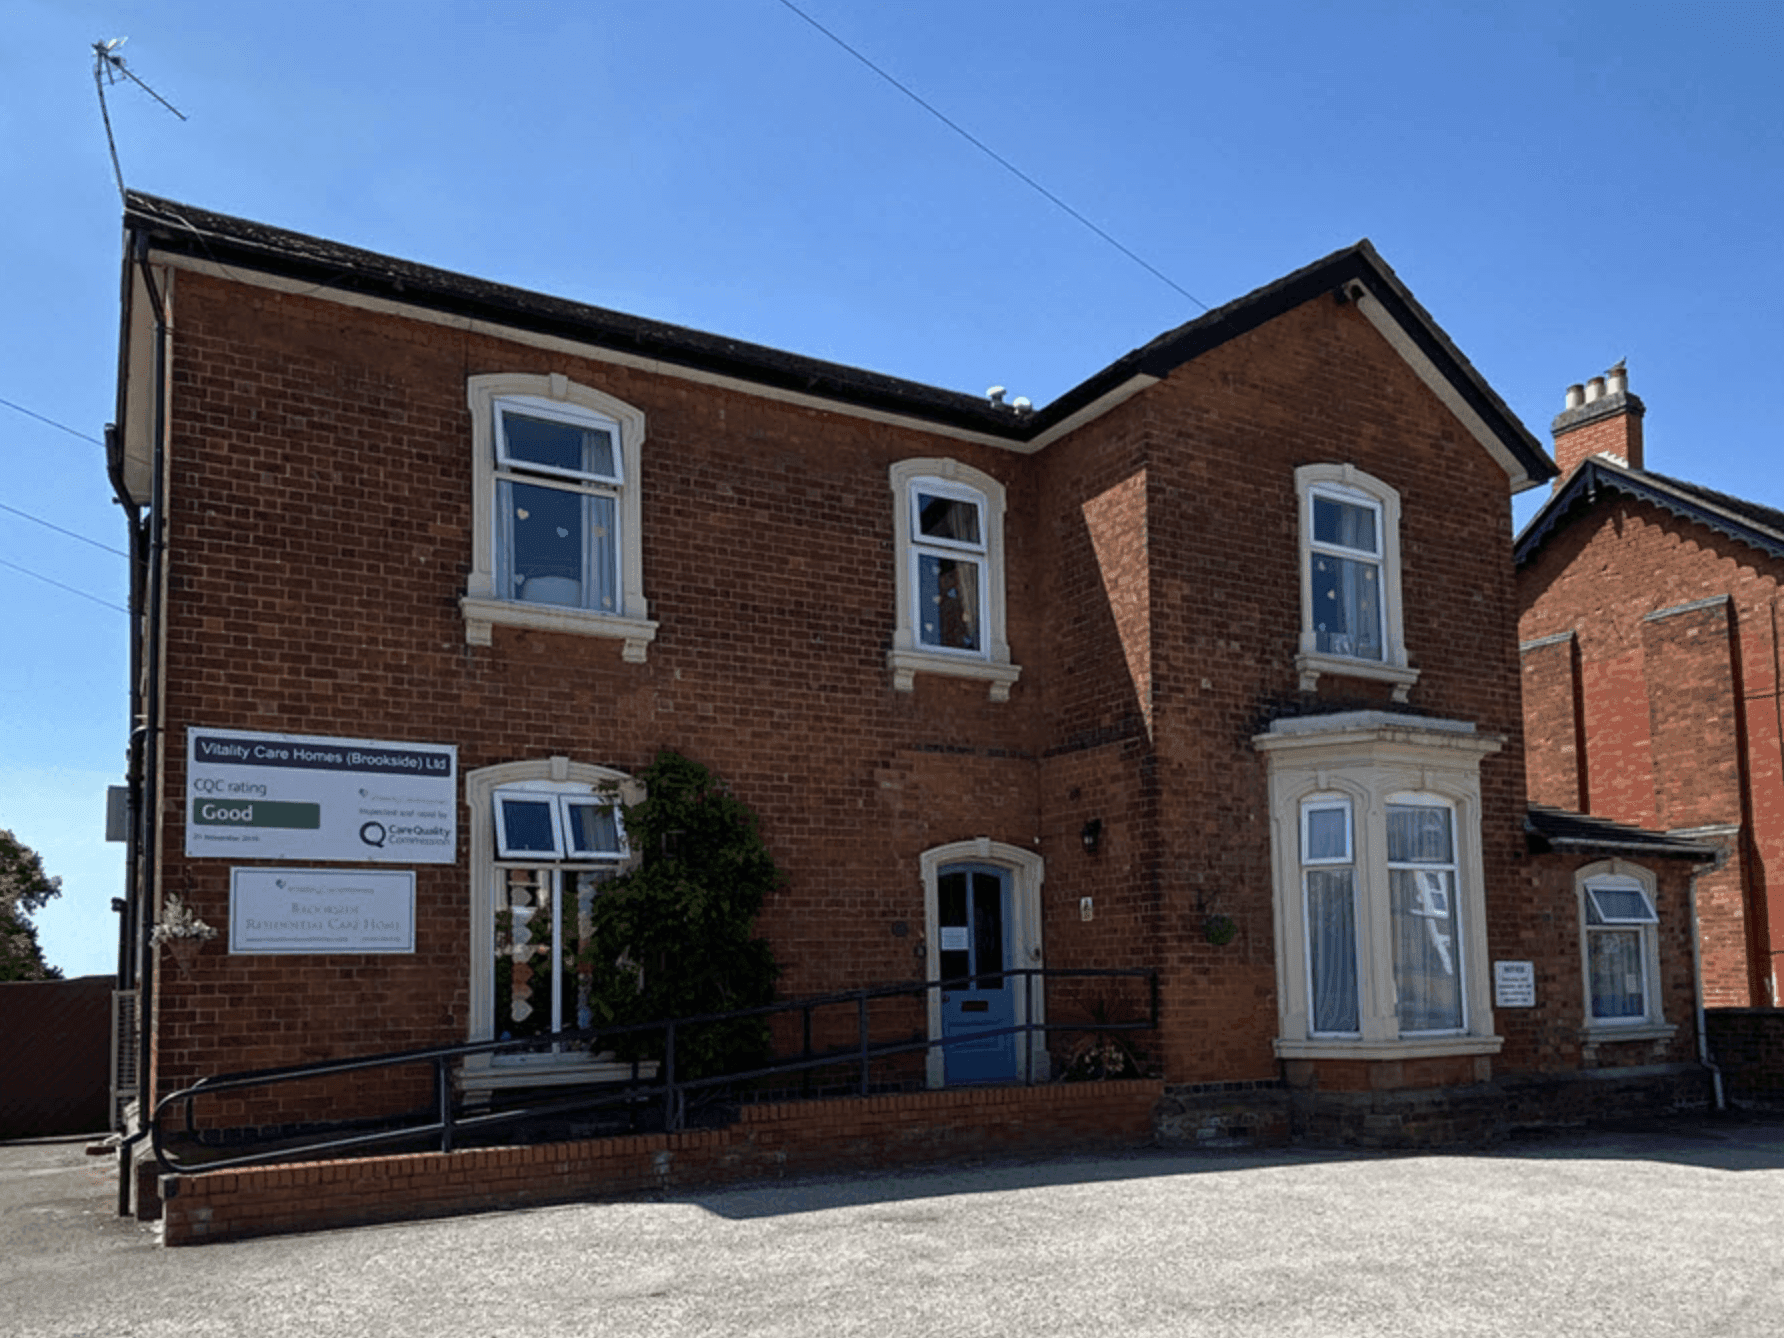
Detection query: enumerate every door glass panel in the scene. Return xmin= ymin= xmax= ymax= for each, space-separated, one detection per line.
xmin=938 ymin=871 xmax=969 ymax=983
xmin=972 ymin=871 xmax=1004 ymax=988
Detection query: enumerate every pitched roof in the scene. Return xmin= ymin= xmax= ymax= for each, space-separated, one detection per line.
xmin=121 ymin=191 xmax=1551 ymax=481
xmin=1516 ymin=455 xmax=1784 ymax=566
xmin=1525 ymin=805 xmax=1720 ymax=860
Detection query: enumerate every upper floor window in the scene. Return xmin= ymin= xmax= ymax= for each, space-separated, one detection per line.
xmin=888 ymin=459 xmax=1020 ymax=701
xmin=911 ymin=478 xmax=988 ymax=654
xmin=1578 ymin=865 xmax=1670 ymax=1036
xmin=494 ymin=398 xmax=622 ymax=614
xmin=461 ymin=373 xmax=657 ymax=661
xmin=1294 ymin=464 xmax=1416 ymax=700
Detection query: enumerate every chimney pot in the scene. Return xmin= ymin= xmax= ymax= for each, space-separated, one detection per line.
xmin=1606 ymin=365 xmax=1628 ymax=396
xmin=1585 ymin=376 xmax=1606 ymax=403
xmin=1565 ymin=383 xmax=1585 ymax=410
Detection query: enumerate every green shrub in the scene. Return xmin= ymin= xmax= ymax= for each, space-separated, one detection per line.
xmin=579 ymin=751 xmax=782 ymax=1079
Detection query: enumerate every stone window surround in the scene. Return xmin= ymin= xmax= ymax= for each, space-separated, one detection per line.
xmin=1576 ymin=859 xmax=1675 ymax=1044
xmin=1257 ymin=711 xmax=1503 ymax=1061
xmin=464 ymin=756 xmax=645 ymax=1093
xmin=888 ymin=458 xmax=1021 ymax=701
xmin=461 ymin=372 xmax=657 ymax=660
xmin=1295 ymin=463 xmax=1418 ymax=700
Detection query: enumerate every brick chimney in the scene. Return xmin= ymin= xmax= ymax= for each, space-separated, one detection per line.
xmin=1552 ymin=363 xmax=1644 ymax=487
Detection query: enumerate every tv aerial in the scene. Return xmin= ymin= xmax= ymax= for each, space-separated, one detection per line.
xmin=92 ymin=36 xmax=186 ymax=199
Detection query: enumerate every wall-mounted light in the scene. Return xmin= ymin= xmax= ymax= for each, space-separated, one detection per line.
xmin=1080 ymin=818 xmax=1103 ymax=856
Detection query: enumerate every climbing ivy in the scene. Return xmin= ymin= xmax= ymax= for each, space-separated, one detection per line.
xmin=580 ymin=751 xmax=782 ymax=1079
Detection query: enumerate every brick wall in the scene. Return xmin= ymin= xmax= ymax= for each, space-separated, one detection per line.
xmin=149 ymin=261 xmax=1561 ymax=1130
xmin=1487 ymin=853 xmax=1700 ymax=1075
xmin=158 ymin=1080 xmax=1162 ymax=1245
xmin=1704 ymin=1009 xmax=1784 ymax=1109
xmin=1519 ymin=493 xmax=1784 ymax=1004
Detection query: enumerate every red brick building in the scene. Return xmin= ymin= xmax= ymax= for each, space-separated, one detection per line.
xmin=1517 ymin=368 xmax=1784 ymax=1008
xmin=108 ymin=195 xmax=1716 ymax=1191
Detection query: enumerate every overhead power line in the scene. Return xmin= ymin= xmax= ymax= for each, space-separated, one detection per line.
xmin=0 ymin=502 xmax=129 ymax=559
xmin=0 ymin=555 xmax=128 ymax=615
xmin=0 ymin=394 xmax=105 ymax=448
xmin=773 ymin=0 xmax=1208 ymax=312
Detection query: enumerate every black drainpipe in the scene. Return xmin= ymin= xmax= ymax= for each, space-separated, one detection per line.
xmin=110 ymin=227 xmax=170 ymax=1217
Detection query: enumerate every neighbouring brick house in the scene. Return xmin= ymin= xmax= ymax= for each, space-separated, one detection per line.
xmin=1517 ymin=367 xmax=1784 ymax=1008
xmin=108 ymin=193 xmax=1718 ymax=1203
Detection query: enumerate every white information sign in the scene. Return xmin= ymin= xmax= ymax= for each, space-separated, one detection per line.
xmin=186 ymin=728 xmax=456 ymax=863
xmin=939 ymin=927 xmax=971 ymax=952
xmin=231 ymin=868 xmax=416 ymax=954
xmin=1494 ymin=960 xmax=1536 ymax=1008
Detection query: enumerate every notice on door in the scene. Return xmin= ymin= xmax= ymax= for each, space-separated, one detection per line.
xmin=186 ymin=727 xmax=456 ymax=863
xmin=231 ymin=867 xmax=415 ymax=954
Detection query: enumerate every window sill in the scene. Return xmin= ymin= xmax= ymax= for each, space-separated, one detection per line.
xmin=1580 ymin=1022 xmax=1676 ymax=1045
xmin=460 ymin=1055 xmax=659 ymax=1094
xmin=461 ymin=595 xmax=658 ymax=661
xmin=1295 ymin=652 xmax=1420 ymax=701
xmin=888 ymin=647 xmax=1021 ymax=702
xmin=1274 ymin=1034 xmax=1503 ymax=1061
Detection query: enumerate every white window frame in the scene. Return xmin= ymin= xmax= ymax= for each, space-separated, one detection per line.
xmin=1300 ymin=796 xmax=1361 ymax=1038
xmin=1295 ymin=464 xmax=1417 ymax=700
xmin=464 ymin=757 xmax=645 ymax=1092
xmin=494 ymin=791 xmax=628 ymax=861
xmin=461 ymin=373 xmax=657 ymax=660
xmin=1384 ymin=794 xmax=1466 ymax=1036
xmin=1576 ymin=862 xmax=1672 ymax=1040
xmin=889 ymin=458 xmax=1020 ymax=701
xmin=1257 ymin=711 xmax=1503 ymax=1060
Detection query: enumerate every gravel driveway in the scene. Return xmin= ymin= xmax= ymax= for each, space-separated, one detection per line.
xmin=4 ymin=1117 xmax=1782 ymax=1337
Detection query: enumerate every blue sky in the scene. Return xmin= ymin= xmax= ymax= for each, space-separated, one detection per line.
xmin=4 ymin=0 xmax=1780 ymax=978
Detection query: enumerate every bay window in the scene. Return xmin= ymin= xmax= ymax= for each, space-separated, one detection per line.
xmin=1260 ymin=711 xmax=1502 ymax=1059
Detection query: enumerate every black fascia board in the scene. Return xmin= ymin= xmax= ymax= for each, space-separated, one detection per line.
xmin=1042 ymin=241 xmax=1552 ymax=485
xmin=122 ymin=193 xmax=1548 ymax=472
xmin=1516 ymin=457 xmax=1784 ymax=567
xmin=122 ymin=192 xmax=1026 ymax=442
xmin=1525 ymin=804 xmax=1719 ymax=860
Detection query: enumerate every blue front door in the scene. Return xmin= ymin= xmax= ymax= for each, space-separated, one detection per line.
xmin=938 ymin=863 xmax=1018 ymax=1083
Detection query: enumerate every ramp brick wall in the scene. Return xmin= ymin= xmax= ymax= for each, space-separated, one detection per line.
xmin=158 ymin=1080 xmax=1162 ymax=1245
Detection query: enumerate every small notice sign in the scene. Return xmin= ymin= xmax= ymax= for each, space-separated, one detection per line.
xmin=231 ymin=867 xmax=416 ymax=954
xmin=939 ymin=927 xmax=971 ymax=952
xmin=1494 ymin=960 xmax=1536 ymax=1008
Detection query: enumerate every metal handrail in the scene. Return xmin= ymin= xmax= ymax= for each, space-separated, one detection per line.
xmin=149 ymin=966 xmax=1158 ymax=1175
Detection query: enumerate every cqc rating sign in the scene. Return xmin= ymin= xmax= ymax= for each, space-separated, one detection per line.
xmin=186 ymin=727 xmax=457 ymax=863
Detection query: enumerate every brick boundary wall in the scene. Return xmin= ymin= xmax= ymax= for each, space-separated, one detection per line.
xmin=159 ymin=1080 xmax=1163 ymax=1245
xmin=0 ymin=976 xmax=113 ymax=1138
xmin=1705 ymin=1010 xmax=1784 ymax=1110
